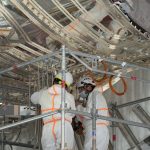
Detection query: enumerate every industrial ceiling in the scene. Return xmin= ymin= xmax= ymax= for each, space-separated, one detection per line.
xmin=0 ymin=0 xmax=150 ymax=104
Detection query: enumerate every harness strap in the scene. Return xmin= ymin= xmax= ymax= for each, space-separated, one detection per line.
xmin=41 ymin=108 xmax=59 ymax=112
xmin=43 ymin=118 xmax=72 ymax=125
xmin=97 ymin=108 xmax=109 ymax=111
xmin=96 ymin=122 xmax=109 ymax=126
xmin=41 ymin=86 xmax=72 ymax=144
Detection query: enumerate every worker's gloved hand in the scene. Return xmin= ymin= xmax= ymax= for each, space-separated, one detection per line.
xmin=75 ymin=121 xmax=84 ymax=135
xmin=72 ymin=117 xmax=84 ymax=135
xmin=75 ymin=98 xmax=87 ymax=107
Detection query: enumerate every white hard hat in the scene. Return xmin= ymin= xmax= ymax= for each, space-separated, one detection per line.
xmin=55 ymin=72 xmax=73 ymax=87
xmin=77 ymin=76 xmax=96 ymax=88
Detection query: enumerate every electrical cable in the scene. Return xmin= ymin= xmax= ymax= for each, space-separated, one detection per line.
xmin=85 ymin=61 xmax=108 ymax=84
xmin=109 ymin=75 xmax=127 ymax=96
xmin=84 ymin=60 xmax=128 ymax=95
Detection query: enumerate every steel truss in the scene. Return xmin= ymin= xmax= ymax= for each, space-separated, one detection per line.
xmin=0 ymin=47 xmax=150 ymax=150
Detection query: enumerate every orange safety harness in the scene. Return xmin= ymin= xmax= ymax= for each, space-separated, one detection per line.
xmin=96 ymin=108 xmax=110 ymax=126
xmin=97 ymin=87 xmax=110 ymax=126
xmin=41 ymin=85 xmax=71 ymax=143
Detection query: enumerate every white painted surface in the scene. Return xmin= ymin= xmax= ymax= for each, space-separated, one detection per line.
xmin=104 ymin=70 xmax=150 ymax=150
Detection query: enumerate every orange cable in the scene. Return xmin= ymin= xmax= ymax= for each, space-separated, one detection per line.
xmin=109 ymin=75 xmax=127 ymax=96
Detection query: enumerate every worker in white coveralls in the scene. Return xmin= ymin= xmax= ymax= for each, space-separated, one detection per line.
xmin=77 ymin=76 xmax=109 ymax=150
xmin=31 ymin=72 xmax=76 ymax=150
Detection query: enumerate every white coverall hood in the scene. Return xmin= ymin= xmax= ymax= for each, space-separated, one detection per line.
xmin=55 ymin=72 xmax=73 ymax=87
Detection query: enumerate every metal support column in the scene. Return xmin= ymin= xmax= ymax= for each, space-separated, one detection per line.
xmin=91 ymin=91 xmax=97 ymax=150
xmin=115 ymin=108 xmax=142 ymax=150
xmin=61 ymin=45 xmax=66 ymax=150
xmin=133 ymin=104 xmax=150 ymax=130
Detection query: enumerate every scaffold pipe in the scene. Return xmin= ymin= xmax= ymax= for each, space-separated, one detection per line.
xmin=0 ymin=52 xmax=59 ymax=75
xmin=0 ymin=111 xmax=59 ymax=131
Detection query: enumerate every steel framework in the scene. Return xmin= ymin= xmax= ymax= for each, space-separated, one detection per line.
xmin=0 ymin=46 xmax=150 ymax=150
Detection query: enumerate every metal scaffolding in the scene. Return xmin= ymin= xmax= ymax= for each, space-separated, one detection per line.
xmin=0 ymin=46 xmax=150 ymax=150
xmin=69 ymin=53 xmax=150 ymax=84
xmin=116 ymin=97 xmax=150 ymax=109
xmin=61 ymin=45 xmax=66 ymax=149
xmin=0 ymin=52 xmax=59 ymax=75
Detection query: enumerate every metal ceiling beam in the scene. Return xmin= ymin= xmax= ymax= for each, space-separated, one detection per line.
xmin=14 ymin=43 xmax=44 ymax=56
xmin=0 ymin=4 xmax=30 ymax=42
xmin=10 ymin=0 xmax=94 ymax=51
xmin=49 ymin=0 xmax=91 ymax=15
xmin=0 ymin=53 xmax=20 ymax=64
xmin=10 ymin=0 xmax=73 ymax=48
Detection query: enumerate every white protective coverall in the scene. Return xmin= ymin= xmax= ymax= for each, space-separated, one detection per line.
xmin=31 ymin=84 xmax=76 ymax=150
xmin=81 ymin=86 xmax=109 ymax=150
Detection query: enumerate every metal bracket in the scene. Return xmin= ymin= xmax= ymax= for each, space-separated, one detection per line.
xmin=92 ymin=58 xmax=98 ymax=70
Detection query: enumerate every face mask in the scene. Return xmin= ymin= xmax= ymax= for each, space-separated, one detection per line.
xmin=79 ymin=91 xmax=89 ymax=99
